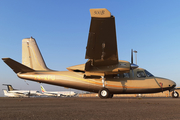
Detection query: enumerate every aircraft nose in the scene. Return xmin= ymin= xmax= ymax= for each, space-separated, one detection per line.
xmin=170 ymin=80 xmax=176 ymax=88
xmin=155 ymin=77 xmax=176 ymax=89
xmin=166 ymin=79 xmax=176 ymax=88
xmin=166 ymin=79 xmax=176 ymax=89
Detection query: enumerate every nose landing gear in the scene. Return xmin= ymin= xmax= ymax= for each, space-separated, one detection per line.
xmin=172 ymin=91 xmax=179 ymax=98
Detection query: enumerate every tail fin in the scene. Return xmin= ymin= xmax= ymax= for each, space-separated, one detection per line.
xmin=3 ymin=84 xmax=15 ymax=91
xmin=2 ymin=58 xmax=35 ymax=73
xmin=40 ymin=85 xmax=46 ymax=93
xmin=22 ymin=37 xmax=49 ymax=71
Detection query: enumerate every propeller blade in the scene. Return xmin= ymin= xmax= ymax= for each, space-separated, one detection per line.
xmin=131 ymin=49 xmax=133 ymax=64
xmin=130 ymin=49 xmax=139 ymax=69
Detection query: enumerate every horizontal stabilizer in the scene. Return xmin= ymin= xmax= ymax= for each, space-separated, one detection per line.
xmin=2 ymin=58 xmax=35 ymax=73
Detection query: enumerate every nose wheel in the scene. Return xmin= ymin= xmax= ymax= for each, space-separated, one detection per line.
xmin=172 ymin=91 xmax=179 ymax=98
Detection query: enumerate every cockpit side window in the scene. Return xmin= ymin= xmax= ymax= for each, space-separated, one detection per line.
xmin=123 ymin=73 xmax=130 ymax=78
xmin=137 ymin=71 xmax=146 ymax=78
xmin=144 ymin=70 xmax=154 ymax=77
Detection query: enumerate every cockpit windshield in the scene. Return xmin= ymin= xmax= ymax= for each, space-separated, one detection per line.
xmin=137 ymin=71 xmax=146 ymax=78
xmin=144 ymin=70 xmax=154 ymax=77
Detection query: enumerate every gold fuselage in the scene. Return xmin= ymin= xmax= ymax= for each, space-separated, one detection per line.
xmin=17 ymin=68 xmax=176 ymax=94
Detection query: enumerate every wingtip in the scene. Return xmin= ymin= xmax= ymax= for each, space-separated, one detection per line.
xmin=2 ymin=58 xmax=10 ymax=60
xmin=90 ymin=8 xmax=111 ymax=18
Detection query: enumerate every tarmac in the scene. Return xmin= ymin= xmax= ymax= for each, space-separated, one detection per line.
xmin=0 ymin=97 xmax=180 ymax=120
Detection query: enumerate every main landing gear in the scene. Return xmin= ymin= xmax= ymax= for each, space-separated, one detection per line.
xmin=98 ymin=76 xmax=113 ymax=99
xmin=172 ymin=91 xmax=179 ymax=98
xmin=98 ymin=88 xmax=114 ymax=99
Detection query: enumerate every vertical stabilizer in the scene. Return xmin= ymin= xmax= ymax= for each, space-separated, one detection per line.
xmin=7 ymin=85 xmax=14 ymax=91
xmin=22 ymin=37 xmax=49 ymax=71
xmin=3 ymin=84 xmax=14 ymax=91
xmin=40 ymin=85 xmax=46 ymax=93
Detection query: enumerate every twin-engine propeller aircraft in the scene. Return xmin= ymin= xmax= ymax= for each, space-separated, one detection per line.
xmin=2 ymin=8 xmax=179 ymax=98
xmin=40 ymin=85 xmax=77 ymax=97
xmin=2 ymin=84 xmax=42 ymax=97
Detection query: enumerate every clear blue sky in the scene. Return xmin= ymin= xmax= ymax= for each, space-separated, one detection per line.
xmin=0 ymin=1 xmax=180 ymax=96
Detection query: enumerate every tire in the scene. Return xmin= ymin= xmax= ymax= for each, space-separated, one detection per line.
xmin=98 ymin=88 xmax=110 ymax=99
xmin=172 ymin=91 xmax=179 ymax=98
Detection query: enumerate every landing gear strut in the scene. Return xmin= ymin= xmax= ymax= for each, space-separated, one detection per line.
xmin=101 ymin=76 xmax=105 ymax=87
xmin=98 ymin=76 xmax=113 ymax=99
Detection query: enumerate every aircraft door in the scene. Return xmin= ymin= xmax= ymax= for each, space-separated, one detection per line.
xmin=121 ymin=73 xmax=129 ymax=92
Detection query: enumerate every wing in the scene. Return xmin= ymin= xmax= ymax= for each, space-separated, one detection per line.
xmin=85 ymin=8 xmax=118 ymax=70
xmin=13 ymin=92 xmax=29 ymax=95
xmin=42 ymin=93 xmax=58 ymax=96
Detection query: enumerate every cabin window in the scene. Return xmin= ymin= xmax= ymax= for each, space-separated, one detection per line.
xmin=137 ymin=71 xmax=146 ymax=78
xmin=123 ymin=73 xmax=130 ymax=78
xmin=144 ymin=70 xmax=154 ymax=77
xmin=113 ymin=74 xmax=122 ymax=78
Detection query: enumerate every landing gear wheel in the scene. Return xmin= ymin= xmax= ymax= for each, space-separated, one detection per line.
xmin=98 ymin=88 xmax=110 ymax=99
xmin=172 ymin=91 xmax=179 ymax=98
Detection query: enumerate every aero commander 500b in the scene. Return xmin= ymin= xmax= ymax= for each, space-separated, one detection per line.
xmin=2 ymin=8 xmax=179 ymax=98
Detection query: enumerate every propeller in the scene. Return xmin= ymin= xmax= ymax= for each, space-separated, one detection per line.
xmin=131 ymin=49 xmax=133 ymax=64
xmin=130 ymin=49 xmax=139 ymax=78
